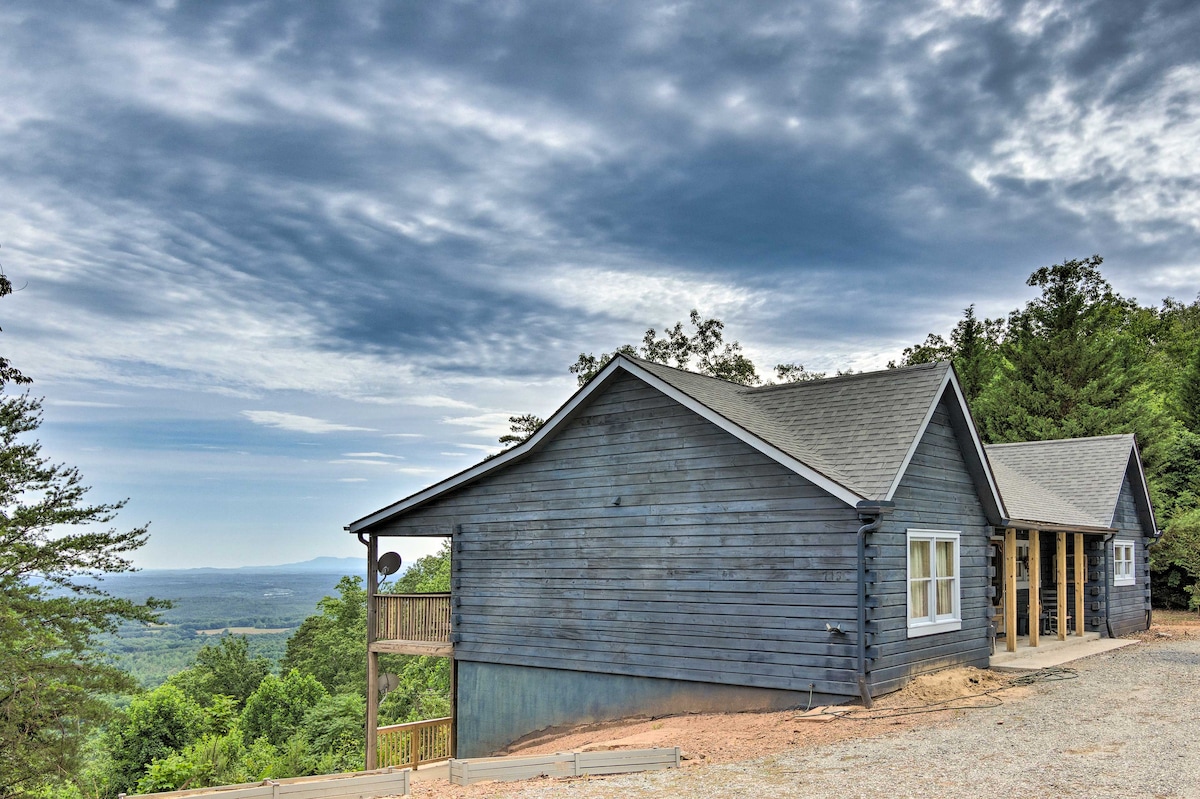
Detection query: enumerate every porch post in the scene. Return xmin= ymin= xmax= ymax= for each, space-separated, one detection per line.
xmin=1056 ymin=532 xmax=1068 ymax=641
xmin=1028 ymin=529 xmax=1040 ymax=648
xmin=366 ymin=534 xmax=379 ymax=770
xmin=1004 ymin=528 xmax=1017 ymax=652
xmin=1074 ymin=533 xmax=1085 ymax=637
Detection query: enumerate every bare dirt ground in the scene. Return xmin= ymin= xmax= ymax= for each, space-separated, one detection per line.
xmin=410 ymin=665 xmax=1018 ymax=799
xmin=409 ymin=616 xmax=1200 ymax=799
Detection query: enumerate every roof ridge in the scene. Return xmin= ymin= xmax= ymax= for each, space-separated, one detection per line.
xmin=620 ymin=355 xmax=754 ymax=391
xmin=745 ymin=360 xmax=946 ymax=394
xmin=985 ymin=433 xmax=1134 ymax=450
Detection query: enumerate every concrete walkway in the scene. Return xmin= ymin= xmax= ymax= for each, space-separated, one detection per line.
xmin=989 ymin=631 xmax=1136 ymax=672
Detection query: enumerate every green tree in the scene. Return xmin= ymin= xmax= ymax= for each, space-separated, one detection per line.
xmin=279 ymin=577 xmax=367 ymax=696
xmin=570 ymin=309 xmax=759 ymax=387
xmin=388 ymin=540 xmax=451 ymax=594
xmin=134 ymin=731 xmax=245 ymax=794
xmin=1150 ymin=507 xmax=1200 ymax=611
xmin=501 ymin=310 xmax=765 ymax=445
xmin=772 ymin=363 xmax=827 ymax=383
xmin=1178 ymin=343 xmax=1200 ymax=435
xmin=498 ymin=413 xmax=546 ymax=447
xmin=299 ymin=693 xmax=366 ymax=774
xmin=892 ymin=305 xmax=1004 ymax=402
xmin=240 ymin=670 xmax=326 ymax=749
xmin=380 ymin=543 xmax=452 ymax=724
xmin=975 ymin=255 xmax=1144 ymax=443
xmin=0 ymin=274 xmax=162 ymax=798
xmin=167 ymin=635 xmax=271 ymax=709
xmin=101 ymin=685 xmax=207 ymax=795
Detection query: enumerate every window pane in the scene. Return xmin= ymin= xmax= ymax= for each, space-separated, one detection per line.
xmin=936 ymin=577 xmax=955 ymax=615
xmin=910 ymin=540 xmax=930 ymax=578
xmin=936 ymin=540 xmax=954 ymax=577
xmin=911 ymin=578 xmax=930 ymax=619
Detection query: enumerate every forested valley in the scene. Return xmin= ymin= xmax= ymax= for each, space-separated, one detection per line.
xmin=5 ymin=256 xmax=1199 ymax=799
xmin=69 ymin=547 xmax=451 ymax=797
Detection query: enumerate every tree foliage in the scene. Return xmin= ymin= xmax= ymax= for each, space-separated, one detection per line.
xmin=240 ymin=670 xmax=327 ymax=749
xmin=501 ymin=310 xmax=834 ymax=445
xmin=101 ymin=685 xmax=207 ymax=795
xmin=167 ymin=635 xmax=272 ymax=709
xmin=891 ymin=304 xmax=1003 ymax=403
xmin=0 ymin=276 xmax=162 ymax=799
xmin=569 ymin=309 xmax=759 ymax=387
xmin=380 ymin=543 xmax=452 ymax=724
xmin=897 ymin=256 xmax=1200 ymax=608
xmin=279 ymin=577 xmax=366 ymax=696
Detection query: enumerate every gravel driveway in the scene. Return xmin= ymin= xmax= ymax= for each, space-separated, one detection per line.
xmin=493 ymin=635 xmax=1200 ymax=799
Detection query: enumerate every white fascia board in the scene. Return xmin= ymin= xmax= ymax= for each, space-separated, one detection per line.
xmin=883 ymin=366 xmax=1007 ymax=518
xmin=347 ymin=358 xmax=627 ymax=533
xmin=619 ymin=359 xmax=862 ymax=507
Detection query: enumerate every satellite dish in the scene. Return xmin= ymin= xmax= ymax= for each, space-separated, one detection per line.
xmin=377 ymin=551 xmax=402 ymax=577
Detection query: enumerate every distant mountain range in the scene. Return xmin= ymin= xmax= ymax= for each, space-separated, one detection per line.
xmin=143 ymin=556 xmax=365 ymax=574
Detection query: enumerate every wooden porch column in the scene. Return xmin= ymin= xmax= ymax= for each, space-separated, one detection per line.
xmin=366 ymin=534 xmax=379 ymax=770
xmin=1056 ymin=532 xmax=1068 ymax=641
xmin=1074 ymin=533 xmax=1086 ymax=637
xmin=1028 ymin=529 xmax=1040 ymax=648
xmin=1004 ymin=528 xmax=1017 ymax=652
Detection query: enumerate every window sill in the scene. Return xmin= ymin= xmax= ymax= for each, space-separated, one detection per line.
xmin=907 ymin=619 xmax=962 ymax=638
xmin=1113 ymin=578 xmax=1136 ymax=587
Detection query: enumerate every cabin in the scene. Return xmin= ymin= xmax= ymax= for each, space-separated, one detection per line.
xmin=347 ymin=356 xmax=1158 ymax=761
xmin=984 ymin=434 xmax=1156 ymax=645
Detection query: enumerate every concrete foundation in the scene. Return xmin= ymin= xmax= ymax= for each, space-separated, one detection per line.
xmin=455 ymin=660 xmax=831 ymax=757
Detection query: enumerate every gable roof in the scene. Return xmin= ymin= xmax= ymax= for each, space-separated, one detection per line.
xmin=349 ymin=355 xmax=1003 ymax=533
xmin=984 ymin=434 xmax=1157 ymax=534
xmin=631 ymin=358 xmax=972 ymax=501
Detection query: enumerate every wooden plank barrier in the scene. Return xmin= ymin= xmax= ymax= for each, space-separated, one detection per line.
xmin=448 ymin=747 xmax=681 ymax=786
xmin=374 ymin=594 xmax=452 ymax=642
xmin=121 ymin=767 xmax=409 ymax=799
xmin=377 ymin=717 xmax=453 ymax=769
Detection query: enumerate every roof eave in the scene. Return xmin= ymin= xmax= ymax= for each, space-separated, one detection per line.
xmin=1001 ymin=518 xmax=1118 ymax=535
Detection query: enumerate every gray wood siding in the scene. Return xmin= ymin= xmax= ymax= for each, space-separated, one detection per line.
xmin=380 ymin=372 xmax=865 ymax=696
xmin=874 ymin=399 xmax=991 ymax=692
xmin=1108 ymin=473 xmax=1151 ymax=637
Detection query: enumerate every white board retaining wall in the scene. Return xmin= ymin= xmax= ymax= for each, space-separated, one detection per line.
xmin=448 ymin=747 xmax=681 ymax=786
xmin=121 ymin=767 xmax=410 ymax=799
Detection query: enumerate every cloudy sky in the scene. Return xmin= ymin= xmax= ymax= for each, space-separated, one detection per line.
xmin=2 ymin=1 xmax=1198 ymax=569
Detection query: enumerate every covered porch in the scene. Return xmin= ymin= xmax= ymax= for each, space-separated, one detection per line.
xmin=990 ymin=526 xmax=1107 ymax=655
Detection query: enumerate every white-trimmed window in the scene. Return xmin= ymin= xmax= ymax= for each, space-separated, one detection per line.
xmin=1015 ymin=541 xmax=1030 ymax=588
xmin=1113 ymin=540 xmax=1136 ymax=586
xmin=907 ymin=530 xmax=962 ymax=637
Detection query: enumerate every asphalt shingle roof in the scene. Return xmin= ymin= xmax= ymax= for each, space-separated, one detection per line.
xmin=984 ymin=434 xmax=1136 ymax=529
xmin=626 ymin=357 xmax=952 ymax=501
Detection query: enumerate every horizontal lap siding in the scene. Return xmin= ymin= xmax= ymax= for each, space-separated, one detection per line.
xmin=1109 ymin=475 xmax=1151 ymax=637
xmin=873 ymin=400 xmax=991 ymax=692
xmin=387 ymin=372 xmax=863 ymax=695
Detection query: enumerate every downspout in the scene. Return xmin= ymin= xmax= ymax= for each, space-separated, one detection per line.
xmin=1103 ymin=533 xmax=1115 ymax=639
xmin=1146 ymin=528 xmax=1165 ymax=630
xmin=855 ymin=501 xmax=894 ymax=709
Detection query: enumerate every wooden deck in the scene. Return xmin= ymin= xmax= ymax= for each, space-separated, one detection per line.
xmin=378 ymin=716 xmax=453 ymax=769
xmin=371 ymin=593 xmax=453 ymax=657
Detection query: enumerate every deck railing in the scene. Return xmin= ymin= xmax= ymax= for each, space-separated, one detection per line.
xmin=375 ymin=593 xmax=452 ymax=643
xmin=377 ymin=716 xmax=453 ymax=769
